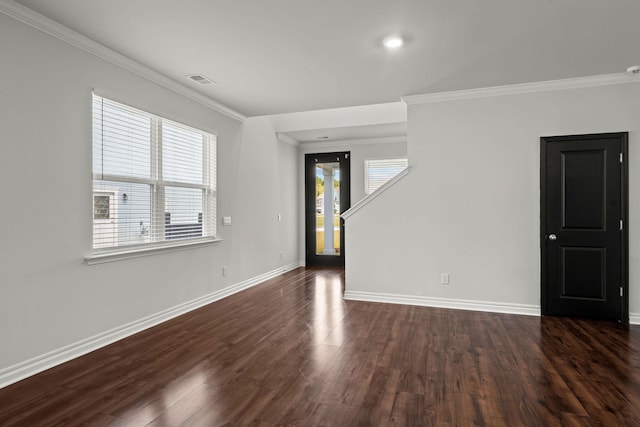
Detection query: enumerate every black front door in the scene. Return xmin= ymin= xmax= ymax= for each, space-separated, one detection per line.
xmin=541 ymin=133 xmax=628 ymax=322
xmin=305 ymin=152 xmax=350 ymax=267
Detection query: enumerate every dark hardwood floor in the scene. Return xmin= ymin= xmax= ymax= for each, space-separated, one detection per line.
xmin=1 ymin=267 xmax=640 ymax=426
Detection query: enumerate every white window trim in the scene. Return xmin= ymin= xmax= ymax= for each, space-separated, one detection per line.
xmin=91 ymin=94 xmax=218 ymax=261
xmin=85 ymin=237 xmax=222 ymax=265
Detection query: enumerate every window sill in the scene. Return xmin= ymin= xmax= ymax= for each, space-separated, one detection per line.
xmin=85 ymin=237 xmax=222 ymax=265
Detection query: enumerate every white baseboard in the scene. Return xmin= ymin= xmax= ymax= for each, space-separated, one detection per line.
xmin=344 ymin=290 xmax=541 ymax=317
xmin=630 ymin=313 xmax=640 ymax=325
xmin=0 ymin=261 xmax=302 ymax=390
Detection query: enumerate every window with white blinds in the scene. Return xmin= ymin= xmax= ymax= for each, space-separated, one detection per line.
xmin=92 ymin=94 xmax=216 ymax=250
xmin=364 ymin=157 xmax=408 ymax=195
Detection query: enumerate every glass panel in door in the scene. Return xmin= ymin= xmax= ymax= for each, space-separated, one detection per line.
xmin=315 ymin=162 xmax=340 ymax=256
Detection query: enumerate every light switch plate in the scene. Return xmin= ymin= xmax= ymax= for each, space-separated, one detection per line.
xmin=223 ymin=216 xmax=232 ymax=226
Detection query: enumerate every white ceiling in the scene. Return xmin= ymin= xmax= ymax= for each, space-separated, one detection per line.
xmin=13 ymin=0 xmax=640 ymax=118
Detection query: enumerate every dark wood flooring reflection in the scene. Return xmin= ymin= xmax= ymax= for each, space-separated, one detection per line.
xmin=1 ymin=267 xmax=640 ymax=426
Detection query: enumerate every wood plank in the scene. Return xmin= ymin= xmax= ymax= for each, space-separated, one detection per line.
xmin=0 ymin=267 xmax=639 ymax=426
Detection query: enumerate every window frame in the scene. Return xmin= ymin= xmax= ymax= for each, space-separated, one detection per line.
xmin=364 ymin=156 xmax=409 ymax=196
xmin=87 ymin=95 xmax=220 ymax=264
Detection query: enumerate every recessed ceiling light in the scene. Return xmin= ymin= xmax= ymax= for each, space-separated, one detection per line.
xmin=383 ymin=35 xmax=404 ymax=49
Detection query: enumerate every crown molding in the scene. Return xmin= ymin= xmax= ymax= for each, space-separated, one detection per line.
xmin=402 ymin=73 xmax=638 ymax=105
xmin=0 ymin=0 xmax=246 ymax=122
xmin=276 ymin=133 xmax=300 ymax=147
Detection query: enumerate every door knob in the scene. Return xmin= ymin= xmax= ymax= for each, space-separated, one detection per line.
xmin=548 ymin=234 xmax=557 ymax=241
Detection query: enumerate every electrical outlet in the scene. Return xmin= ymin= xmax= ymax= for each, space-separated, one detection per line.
xmin=440 ymin=273 xmax=449 ymax=285
xmin=222 ymin=266 xmax=228 ymax=277
xmin=279 ymin=251 xmax=283 ymax=259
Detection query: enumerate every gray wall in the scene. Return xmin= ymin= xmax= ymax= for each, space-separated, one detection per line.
xmin=0 ymin=13 xmax=299 ymax=371
xmin=298 ymin=140 xmax=407 ymax=262
xmin=345 ymin=82 xmax=640 ymax=321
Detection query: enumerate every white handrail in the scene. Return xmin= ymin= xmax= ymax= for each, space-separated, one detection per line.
xmin=341 ymin=166 xmax=411 ymax=220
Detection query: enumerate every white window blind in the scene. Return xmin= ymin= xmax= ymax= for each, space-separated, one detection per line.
xmin=364 ymin=157 xmax=408 ymax=195
xmin=92 ymin=94 xmax=216 ymax=250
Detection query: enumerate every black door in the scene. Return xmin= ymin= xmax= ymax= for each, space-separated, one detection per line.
xmin=305 ymin=152 xmax=350 ymax=267
xmin=541 ymin=133 xmax=628 ymax=322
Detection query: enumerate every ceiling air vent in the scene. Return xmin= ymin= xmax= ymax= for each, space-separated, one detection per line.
xmin=187 ymin=74 xmax=216 ymax=85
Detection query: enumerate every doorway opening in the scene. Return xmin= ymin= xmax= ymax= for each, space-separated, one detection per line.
xmin=305 ymin=152 xmax=350 ymax=266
